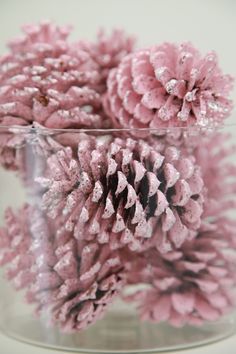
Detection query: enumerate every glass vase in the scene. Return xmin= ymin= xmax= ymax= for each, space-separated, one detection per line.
xmin=0 ymin=124 xmax=236 ymax=353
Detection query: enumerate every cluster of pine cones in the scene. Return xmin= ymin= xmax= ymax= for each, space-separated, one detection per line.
xmin=0 ymin=22 xmax=236 ymax=332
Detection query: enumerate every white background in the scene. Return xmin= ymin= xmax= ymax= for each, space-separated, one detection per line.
xmin=0 ymin=0 xmax=236 ymax=353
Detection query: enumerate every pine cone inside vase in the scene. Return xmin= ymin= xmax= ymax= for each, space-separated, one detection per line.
xmin=0 ymin=204 xmax=124 ymax=332
xmin=0 ymin=22 xmax=109 ymax=171
xmin=37 ymin=134 xmax=204 ymax=253
xmin=125 ymin=217 xmax=236 ymax=327
xmin=104 ymin=42 xmax=234 ymax=136
xmin=77 ymin=28 xmax=135 ymax=93
xmin=194 ymin=132 xmax=236 ymax=219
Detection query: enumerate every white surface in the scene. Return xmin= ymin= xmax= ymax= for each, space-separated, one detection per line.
xmin=1 ymin=0 xmax=236 ymax=353
xmin=0 ymin=331 xmax=236 ymax=354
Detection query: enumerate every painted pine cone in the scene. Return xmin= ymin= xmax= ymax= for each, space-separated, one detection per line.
xmin=0 ymin=205 xmax=124 ymax=332
xmin=37 ymin=135 xmax=204 ymax=252
xmin=0 ymin=22 xmax=110 ymax=171
xmin=0 ymin=21 xmax=106 ymax=130
xmin=104 ymin=42 xmax=234 ymax=136
xmin=194 ymin=132 xmax=236 ymax=218
xmin=125 ymin=217 xmax=236 ymax=327
xmin=77 ymin=29 xmax=135 ymax=93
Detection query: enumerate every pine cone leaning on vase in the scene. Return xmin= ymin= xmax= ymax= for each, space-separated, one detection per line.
xmin=0 ymin=204 xmax=124 ymax=332
xmin=104 ymin=42 xmax=234 ymax=136
xmin=125 ymin=217 xmax=236 ymax=327
xmin=0 ymin=22 xmax=109 ymax=171
xmin=37 ymin=134 xmax=204 ymax=253
xmin=77 ymin=28 xmax=135 ymax=93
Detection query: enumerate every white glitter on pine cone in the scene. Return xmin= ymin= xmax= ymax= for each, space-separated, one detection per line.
xmin=37 ymin=135 xmax=204 ymax=252
xmin=0 ymin=21 xmax=108 ymax=130
xmin=0 ymin=204 xmax=124 ymax=332
xmin=76 ymin=28 xmax=135 ymax=93
xmin=125 ymin=217 xmax=236 ymax=327
xmin=104 ymin=42 xmax=234 ymax=136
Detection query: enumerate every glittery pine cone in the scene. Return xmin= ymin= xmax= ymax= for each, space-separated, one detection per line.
xmin=77 ymin=29 xmax=135 ymax=93
xmin=0 ymin=21 xmax=107 ymax=129
xmin=0 ymin=22 xmax=110 ymax=170
xmin=37 ymin=135 xmax=204 ymax=252
xmin=0 ymin=205 xmax=124 ymax=332
xmin=125 ymin=218 xmax=236 ymax=327
xmin=104 ymin=43 xmax=234 ymax=136
xmin=194 ymin=132 xmax=236 ymax=218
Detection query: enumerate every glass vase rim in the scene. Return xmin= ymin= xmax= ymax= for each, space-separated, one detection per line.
xmin=0 ymin=122 xmax=235 ymax=135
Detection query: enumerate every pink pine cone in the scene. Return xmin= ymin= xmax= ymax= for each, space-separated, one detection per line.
xmin=125 ymin=217 xmax=236 ymax=327
xmin=0 ymin=205 xmax=124 ymax=332
xmin=124 ymin=134 xmax=236 ymax=327
xmin=0 ymin=21 xmax=106 ymax=129
xmin=0 ymin=22 xmax=109 ymax=170
xmin=194 ymin=132 xmax=236 ymax=218
xmin=37 ymin=135 xmax=204 ymax=252
xmin=104 ymin=42 xmax=234 ymax=136
xmin=77 ymin=28 xmax=135 ymax=93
